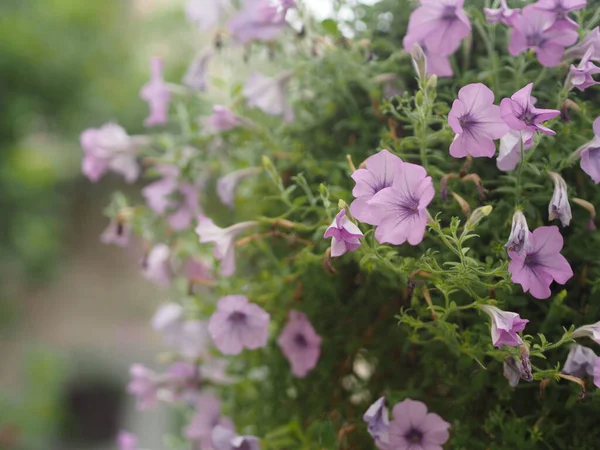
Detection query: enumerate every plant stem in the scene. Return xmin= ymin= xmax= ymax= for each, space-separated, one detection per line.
xmin=515 ymin=133 xmax=525 ymax=207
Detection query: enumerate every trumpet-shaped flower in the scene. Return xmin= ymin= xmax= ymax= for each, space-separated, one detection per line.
xmin=183 ymin=49 xmax=213 ymax=92
xmin=211 ymin=425 xmax=260 ymax=450
xmin=243 ymin=71 xmax=294 ymax=122
xmin=508 ymin=226 xmax=573 ymax=299
xmin=496 ymin=130 xmax=533 ymax=172
xmin=364 ymin=397 xmax=390 ymax=447
xmin=505 ymin=210 xmax=532 ymax=255
xmin=568 ymin=47 xmax=600 ymax=92
xmin=141 ymin=244 xmax=173 ymax=287
xmin=548 ymin=172 xmax=572 ymax=227
xmin=228 ymin=0 xmax=291 ymax=44
xmin=484 ymin=0 xmax=519 ymax=26
xmin=563 ymin=344 xmax=598 ymax=378
xmin=217 ymin=167 xmax=261 ymax=208
xmin=479 ymin=305 xmax=528 ymax=348
xmin=140 ymin=57 xmax=172 ymax=126
xmin=565 ymin=27 xmax=600 ymax=61
xmin=448 ymin=83 xmax=509 ymax=158
xmin=323 ymin=209 xmax=363 ymax=257
xmin=388 ymin=399 xmax=450 ymax=450
xmin=277 ymin=310 xmax=322 ymax=377
xmin=204 ymin=105 xmax=242 ymax=133
xmin=127 ymin=364 xmax=159 ymax=410
xmin=503 ymin=357 xmax=524 ymax=387
xmin=572 ymin=321 xmax=600 ymax=344
xmin=532 ymin=0 xmax=587 ymax=31
xmin=579 ymin=117 xmax=600 ymax=183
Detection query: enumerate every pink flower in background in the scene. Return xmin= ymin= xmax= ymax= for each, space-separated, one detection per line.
xmin=217 ymin=167 xmax=262 ymax=208
xmin=563 ymin=344 xmax=597 ymax=378
xmin=572 ymin=321 xmax=600 ymax=344
xmin=152 ymin=303 xmax=210 ymax=359
xmin=204 ymin=105 xmax=242 ymax=133
xmin=350 ymin=149 xmax=403 ymax=225
xmin=479 ymin=305 xmax=528 ymax=348
xmin=402 ymin=35 xmax=454 ymax=78
xmin=183 ymin=49 xmax=213 ymax=92
xmin=185 ymin=393 xmax=234 ymax=449
xmin=141 ymin=244 xmax=173 ymax=287
xmin=367 ymin=161 xmax=434 ymax=246
xmin=323 ymin=209 xmax=363 ymax=257
xmin=277 ymin=310 xmax=322 ymax=377
xmin=568 ymin=47 xmax=600 ymax=92
xmin=579 ymin=117 xmax=600 ymax=184
xmin=243 ymin=71 xmax=294 ymax=122
xmin=195 ymin=216 xmax=258 ymax=277
xmin=548 ymin=172 xmax=572 ymax=227
xmin=185 ymin=0 xmax=231 ymax=30
xmin=80 ymin=123 xmax=141 ymax=183
xmin=403 ymin=0 xmax=471 ymax=57
xmin=211 ymin=425 xmax=260 ymax=450
xmin=100 ymin=219 xmax=131 ymax=247
xmin=363 ymin=397 xmax=390 ymax=448
xmin=532 ymin=0 xmax=587 ymax=31
xmin=388 ymin=399 xmax=450 ymax=450
xmin=448 ymin=83 xmax=509 ymax=158
xmin=500 ymin=83 xmax=560 ymax=141
xmin=140 ymin=57 xmax=172 ymax=126
xmin=127 ymin=364 xmax=159 ymax=410
xmin=496 ymin=130 xmax=533 ymax=172
xmin=164 ymin=361 xmax=200 ymax=401
xmin=565 ymin=27 xmax=600 ymax=61
xmin=508 ymin=226 xmax=573 ymax=299
xmin=508 ymin=5 xmax=578 ymax=67
xmin=594 ymin=357 xmax=600 ymax=388
xmin=208 ymin=295 xmax=270 ymax=355
xmin=185 ymin=257 xmax=213 ymax=283
xmin=484 ymin=0 xmax=519 ymax=26
xmin=117 ymin=431 xmax=138 ymax=450
xmin=228 ymin=0 xmax=292 ymax=44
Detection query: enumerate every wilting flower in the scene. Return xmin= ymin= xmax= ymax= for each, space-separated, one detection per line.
xmin=208 ymin=295 xmax=270 ymax=355
xmin=505 ymin=210 xmax=532 ymax=255
xmin=100 ymin=218 xmax=131 ymax=247
xmin=503 ymin=357 xmax=523 ymax=387
xmin=204 ymin=105 xmax=242 ymax=133
xmin=496 ymin=130 xmax=533 ymax=172
xmin=211 ymin=425 xmax=260 ymax=450
xmin=140 ymin=57 xmax=172 ymax=127
xmin=141 ymin=244 xmax=173 ymax=287
xmin=479 ymin=305 xmax=528 ymax=348
xmin=448 ymin=83 xmax=509 ymax=158
xmin=578 ymin=117 xmax=600 ymax=184
xmin=565 ymin=27 xmax=600 ymax=61
xmin=195 ymin=216 xmax=258 ymax=277
xmin=532 ymin=0 xmax=587 ymax=31
xmin=508 ymin=226 xmax=573 ymax=299
xmin=403 ymin=0 xmax=471 ymax=57
xmin=185 ymin=393 xmax=234 ymax=449
xmin=572 ymin=321 xmax=600 ymax=344
xmin=367 ymin=161 xmax=434 ymax=245
xmin=80 ymin=123 xmax=141 ymax=183
xmin=484 ymin=0 xmax=519 ymax=26
xmin=500 ymin=83 xmax=560 ymax=141
xmin=127 ymin=364 xmax=159 ymax=410
xmin=228 ymin=0 xmax=292 ymax=44
xmin=185 ymin=0 xmax=231 ymax=30
xmin=364 ymin=397 xmax=390 ymax=448
xmin=548 ymin=172 xmax=572 ymax=227
xmin=183 ymin=49 xmax=213 ymax=92
xmin=350 ymin=150 xmax=403 ymax=225
xmin=217 ymin=167 xmax=261 ymax=208
xmin=568 ymin=47 xmax=600 ymax=92
xmin=117 ymin=431 xmax=138 ymax=450
xmin=277 ymin=311 xmax=322 ymax=377
xmin=508 ymin=5 xmax=578 ymax=67
xmin=563 ymin=344 xmax=598 ymax=378
xmin=388 ymin=398 xmax=450 ymax=450
xmin=243 ymin=71 xmax=294 ymax=122
xmin=323 ymin=209 xmax=363 ymax=257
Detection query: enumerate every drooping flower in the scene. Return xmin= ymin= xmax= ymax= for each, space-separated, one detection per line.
xmin=567 ymin=47 xmax=600 ymax=92
xmin=203 ymin=105 xmax=242 ymax=133
xmin=185 ymin=0 xmax=231 ymax=30
xmin=117 ymin=431 xmax=138 ymax=450
xmin=496 ymin=130 xmax=533 ymax=172
xmin=500 ymin=83 xmax=561 ymax=141
xmin=548 ymin=172 xmax=572 ymax=227
xmin=350 ymin=149 xmax=403 ymax=225
xmin=80 ymin=123 xmax=141 ymax=183
xmin=228 ymin=0 xmax=292 ymax=44
xmin=367 ymin=161 xmax=434 ymax=245
xmin=195 ymin=216 xmax=259 ymax=277
xmin=208 ymin=295 xmax=270 ymax=355
xmin=388 ymin=398 xmax=450 ymax=450
xmin=572 ymin=321 xmax=600 ymax=344
xmin=100 ymin=218 xmax=131 ymax=247
xmin=185 ymin=393 xmax=234 ymax=449
xmin=183 ymin=49 xmax=213 ymax=92
xmin=563 ymin=344 xmax=598 ymax=378
xmin=484 ymin=0 xmax=519 ymax=26
xmin=505 ymin=210 xmax=532 ymax=255
xmin=323 ymin=209 xmax=363 ymax=257
xmin=211 ymin=425 xmax=261 ymax=450
xmin=578 ymin=117 xmax=600 ymax=184
xmin=140 ymin=57 xmax=172 ymax=127
xmin=564 ymin=27 xmax=600 ymax=61
xmin=402 ymin=0 xmax=471 ymax=57
xmin=479 ymin=305 xmax=528 ymax=348
xmin=363 ymin=397 xmax=390 ymax=448
xmin=217 ymin=167 xmax=262 ymax=208
xmin=243 ymin=71 xmax=294 ymax=122
xmin=532 ymin=0 xmax=587 ymax=31
xmin=141 ymin=244 xmax=173 ymax=287
xmin=503 ymin=357 xmax=523 ymax=387
xmin=127 ymin=364 xmax=159 ymax=410
xmin=448 ymin=83 xmax=509 ymax=158
xmin=508 ymin=5 xmax=578 ymax=67
xmin=277 ymin=310 xmax=322 ymax=378
xmin=508 ymin=226 xmax=573 ymax=299
xmin=152 ymin=303 xmax=210 ymax=359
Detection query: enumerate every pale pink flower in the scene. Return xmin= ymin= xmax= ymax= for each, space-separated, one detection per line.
xmin=323 ymin=209 xmax=363 ymax=257
xmin=568 ymin=47 xmax=600 ymax=92
xmin=140 ymin=57 xmax=171 ymax=126
xmin=388 ymin=399 xmax=450 ymax=450
xmin=243 ymin=71 xmax=294 ymax=122
xmin=479 ymin=304 xmax=529 ymax=348
xmin=532 ymin=0 xmax=587 ymax=31
xmin=484 ymin=0 xmax=519 ymax=26
xmin=277 ymin=310 xmax=322 ymax=377
xmin=579 ymin=117 xmax=600 ymax=184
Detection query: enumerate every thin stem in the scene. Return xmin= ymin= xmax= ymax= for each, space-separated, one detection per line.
xmin=515 ymin=132 xmax=525 ymax=207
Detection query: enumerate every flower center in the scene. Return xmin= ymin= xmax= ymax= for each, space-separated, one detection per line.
xmin=405 ymin=428 xmax=423 ymax=443
xmin=441 ymin=5 xmax=457 ymax=20
xmin=526 ymin=32 xmax=545 ymax=48
xmin=519 ymin=108 xmax=537 ymax=126
xmin=459 ymin=113 xmax=476 ymax=131
xmin=229 ymin=311 xmax=247 ymax=323
xmin=294 ymin=333 xmax=308 ymax=348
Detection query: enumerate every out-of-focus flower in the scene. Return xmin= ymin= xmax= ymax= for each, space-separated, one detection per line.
xmin=152 ymin=303 xmax=210 ymax=359
xmin=204 ymin=105 xmax=242 ymax=133
xmin=185 ymin=393 xmax=234 ymax=449
xmin=183 ymin=49 xmax=213 ymax=92
xmin=208 ymin=295 xmax=270 ymax=355
xmin=448 ymin=83 xmax=508 ymax=158
xmin=594 ymin=357 xmax=600 ymax=388
xmin=211 ymin=425 xmax=260 ymax=450
xmin=548 ymin=172 xmax=572 ymax=227
xmin=323 ymin=209 xmax=363 ymax=257
xmin=484 ymin=0 xmax=519 ymax=26
xmin=127 ymin=364 xmax=159 ymax=410
xmin=508 ymin=226 xmax=573 ymax=299
xmin=185 ymin=0 xmax=231 ymax=30
xmin=228 ymin=0 xmax=293 ymax=44
xmin=217 ymin=167 xmax=261 ymax=208
xmin=277 ymin=310 xmax=322 ymax=377
xmin=185 ymin=257 xmax=213 ymax=284
xmin=164 ymin=361 xmax=200 ymax=401
xmin=243 ymin=71 xmax=294 ymax=122
xmin=503 ymin=357 xmax=523 ymax=387
xmin=388 ymin=398 xmax=450 ymax=450
xmin=117 ymin=431 xmax=138 ymax=450
xmin=140 ymin=57 xmax=172 ymax=127
xmin=564 ymin=27 xmax=600 ymax=61
xmin=479 ymin=304 xmax=529 ymax=348
xmin=402 ymin=35 xmax=454 ymax=78
xmin=572 ymin=321 xmax=600 ymax=344
xmin=496 ymin=130 xmax=533 ymax=172
xmin=563 ymin=344 xmax=597 ymax=378
xmin=141 ymin=244 xmax=173 ymax=287
xmin=505 ymin=210 xmax=532 ymax=255
xmin=100 ymin=219 xmax=131 ymax=247
xmin=579 ymin=117 xmax=600 ymax=184
xmin=363 ymin=397 xmax=390 ymax=448
xmin=568 ymin=47 xmax=600 ymax=92
xmin=532 ymin=0 xmax=587 ymax=31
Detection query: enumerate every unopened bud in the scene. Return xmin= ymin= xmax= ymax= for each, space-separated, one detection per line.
xmin=411 ymin=43 xmax=427 ymax=81
xmin=548 ymin=171 xmax=572 ymax=227
xmin=466 ymin=205 xmax=492 ymax=229
xmin=425 ymin=74 xmax=437 ymax=92
xmin=505 ymin=210 xmax=532 ymax=255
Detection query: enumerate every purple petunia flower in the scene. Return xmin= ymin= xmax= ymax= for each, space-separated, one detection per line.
xmin=505 ymin=210 xmax=532 ymax=255
xmin=204 ymin=105 xmax=242 ymax=133
xmin=448 ymin=83 xmax=509 ymax=158
xmin=403 ymin=0 xmax=471 ymax=57
xmin=127 ymin=364 xmax=159 ymax=410
xmin=548 ymin=172 xmax=572 ymax=227
xmin=183 ymin=49 xmax=213 ymax=92
xmin=508 ymin=226 xmax=573 ymax=299
xmin=363 ymin=397 xmax=390 ymax=447
xmin=243 ymin=71 xmax=294 ymax=123
xmin=152 ymin=303 xmax=211 ymax=359
xmin=323 ymin=209 xmax=363 ymax=257
xmin=572 ymin=321 xmax=600 ymax=344
xmin=141 ymin=244 xmax=173 ymax=288
xmin=80 ymin=123 xmax=141 ymax=183
xmin=500 ymin=83 xmax=560 ymax=141
xmin=228 ymin=0 xmax=292 ymax=45
xmin=185 ymin=257 xmax=213 ymax=284
xmin=579 ymin=117 xmax=600 ymax=184
xmin=277 ymin=310 xmax=322 ymax=378
xmin=195 ymin=216 xmax=259 ymax=277
xmin=388 ymin=398 xmax=450 ymax=450
xmin=532 ymin=0 xmax=587 ymax=31
xmin=508 ymin=5 xmax=578 ymax=67
xmin=117 ymin=431 xmax=138 ymax=450
xmin=208 ymin=295 xmax=270 ymax=355
xmin=496 ymin=129 xmax=533 ymax=172
xmin=217 ymin=167 xmax=262 ymax=208
xmin=367 ymin=161 xmax=434 ymax=246
xmin=350 ymin=149 xmax=403 ymax=225
xmin=185 ymin=0 xmax=231 ymax=30
xmin=100 ymin=219 xmax=131 ymax=247
xmin=565 ymin=27 xmax=600 ymax=62
xmin=185 ymin=393 xmax=234 ymax=449
xmin=140 ymin=57 xmax=172 ymax=127
xmin=211 ymin=425 xmax=261 ymax=450
xmin=479 ymin=304 xmax=529 ymax=348
xmin=568 ymin=47 xmax=600 ymax=92
xmin=563 ymin=344 xmax=597 ymax=378
xmin=484 ymin=0 xmax=519 ymax=26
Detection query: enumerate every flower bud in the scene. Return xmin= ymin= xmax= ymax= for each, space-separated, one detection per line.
xmin=505 ymin=210 xmax=532 ymax=255
xmin=519 ymin=344 xmax=534 ymax=382
xmin=425 ymin=74 xmax=437 ymax=92
xmin=411 ymin=43 xmax=427 ymax=82
xmin=548 ymin=171 xmax=572 ymax=227
xmin=466 ymin=205 xmax=492 ymax=229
